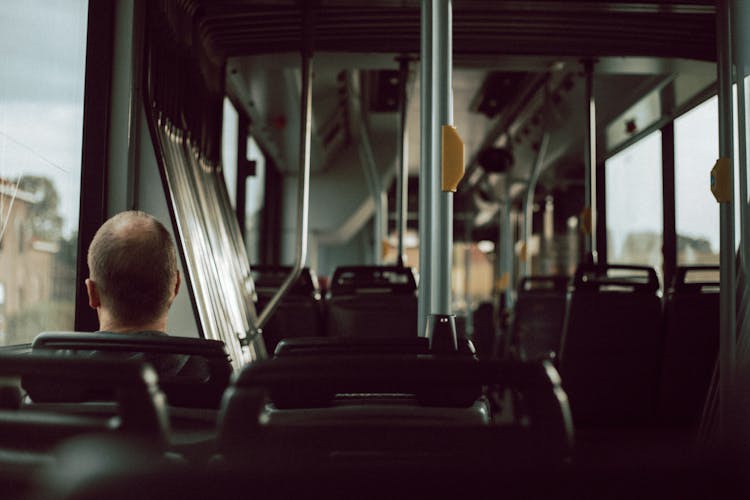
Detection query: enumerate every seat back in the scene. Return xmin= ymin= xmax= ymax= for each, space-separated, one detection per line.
xmin=511 ymin=275 xmax=569 ymax=360
xmin=216 ymin=356 xmax=573 ymax=467
xmin=275 ymin=336 xmax=430 ymax=357
xmin=2 ymin=354 xmax=169 ymax=448
xmin=252 ymin=266 xmax=324 ymax=353
xmin=658 ymin=266 xmax=719 ymax=425
xmin=325 ymin=266 xmax=418 ymax=338
xmin=559 ymin=264 xmax=663 ymax=426
xmin=32 ymin=332 xmax=232 ymax=408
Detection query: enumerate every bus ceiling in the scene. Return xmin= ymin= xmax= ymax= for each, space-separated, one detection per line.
xmin=155 ymin=0 xmax=720 ymax=230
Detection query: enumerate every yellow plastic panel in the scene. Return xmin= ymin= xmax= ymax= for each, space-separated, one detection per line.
xmin=580 ymin=207 xmax=592 ymax=235
xmin=495 ymin=272 xmax=510 ymax=292
xmin=441 ymin=125 xmax=465 ymax=192
xmin=710 ymin=157 xmax=732 ymax=203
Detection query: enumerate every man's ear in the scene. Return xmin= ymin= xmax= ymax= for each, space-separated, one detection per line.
xmin=173 ymin=271 xmax=181 ymax=299
xmin=85 ymin=279 xmax=100 ymax=309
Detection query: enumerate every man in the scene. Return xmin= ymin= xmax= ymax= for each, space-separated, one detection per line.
xmin=85 ymin=210 xmax=180 ymax=334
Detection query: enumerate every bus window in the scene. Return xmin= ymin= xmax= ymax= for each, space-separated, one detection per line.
xmin=245 ymin=136 xmax=265 ymax=264
xmin=605 ymin=130 xmax=663 ymax=276
xmin=675 ymin=97 xmax=720 ymax=266
xmin=221 ymin=97 xmax=239 ymax=208
xmin=0 ymin=0 xmax=88 ymax=345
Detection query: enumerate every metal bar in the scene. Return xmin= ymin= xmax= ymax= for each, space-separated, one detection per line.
xmin=733 ymin=0 xmax=749 ymax=279
xmin=501 ymin=191 xmax=515 ymax=310
xmin=716 ymin=0 xmax=736 ymax=441
xmin=464 ymin=220 xmax=474 ymax=338
xmin=127 ymin=0 xmax=145 ymax=210
xmin=431 ymin=0 xmax=453 ymax=315
xmin=661 ymin=121 xmax=677 ymax=289
xmin=75 ymin=0 xmax=115 ymax=332
xmin=236 ymin=115 xmax=249 ymax=240
xmin=417 ymin=0 xmax=433 ymax=336
xmin=396 ymin=57 xmax=410 ymax=267
xmin=521 ymin=132 xmax=550 ymax=278
xmin=351 ymin=72 xmax=385 ymax=265
xmin=256 ymin=7 xmax=313 ymax=331
xmin=583 ymin=60 xmax=597 ymax=263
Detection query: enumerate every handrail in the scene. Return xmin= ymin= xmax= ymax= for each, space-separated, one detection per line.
xmin=395 ymin=57 xmax=411 ymax=267
xmin=349 ymin=71 xmax=386 ymax=265
xmin=520 ymin=131 xmax=550 ymax=279
xmin=582 ymin=59 xmax=597 ymax=263
xmin=716 ymin=0 xmax=737 ymax=441
xmin=256 ymin=7 xmax=313 ymax=331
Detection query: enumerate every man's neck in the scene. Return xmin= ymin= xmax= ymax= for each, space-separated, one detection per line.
xmin=98 ymin=312 xmax=168 ymax=334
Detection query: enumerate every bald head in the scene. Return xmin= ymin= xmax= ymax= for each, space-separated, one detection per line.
xmin=87 ymin=211 xmax=179 ymax=330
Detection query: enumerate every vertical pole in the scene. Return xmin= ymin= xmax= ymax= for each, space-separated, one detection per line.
xmin=417 ymin=0 xmax=433 ymax=336
xmin=396 ymin=58 xmax=410 ymax=267
xmin=583 ymin=60 xmax=597 ymax=264
xmin=431 ymin=0 xmax=453 ymax=316
xmin=733 ymin=0 xmax=749 ymax=275
xmin=716 ymin=0 xmax=736 ymax=440
xmin=732 ymin=0 xmax=750 ymax=368
xmin=236 ymin=115 xmax=249 ymax=240
xmin=521 ymin=132 xmax=550 ymax=279
xmin=256 ymin=6 xmax=313 ymax=331
xmin=661 ymin=121 xmax=676 ymax=289
xmin=502 ymin=192 xmax=515 ymax=309
xmin=464 ymin=219 xmax=474 ymax=338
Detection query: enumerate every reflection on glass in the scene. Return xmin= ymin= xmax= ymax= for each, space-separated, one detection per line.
xmin=245 ymin=137 xmax=265 ymax=263
xmin=451 ymin=242 xmax=495 ymax=313
xmin=221 ymin=98 xmax=239 ymax=208
xmin=675 ymin=97 xmax=720 ymax=265
xmin=0 ymin=1 xmax=88 ymax=344
xmin=605 ymin=130 xmax=663 ymax=276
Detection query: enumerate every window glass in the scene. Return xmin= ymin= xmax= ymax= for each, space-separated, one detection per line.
xmin=605 ymin=130 xmax=663 ymax=276
xmin=245 ymin=136 xmax=265 ymax=263
xmin=0 ymin=0 xmax=88 ymax=345
xmin=452 ymin=242 xmax=495 ymax=313
xmin=674 ymin=97 xmax=720 ymax=265
xmin=221 ymin=98 xmax=239 ymax=208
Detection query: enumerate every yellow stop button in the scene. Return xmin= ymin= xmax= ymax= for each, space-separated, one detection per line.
xmin=710 ymin=157 xmax=732 ymax=203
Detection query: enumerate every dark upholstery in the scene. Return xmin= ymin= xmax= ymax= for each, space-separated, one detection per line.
xmin=325 ymin=266 xmax=417 ymax=338
xmin=252 ymin=266 xmax=324 ymax=353
xmin=559 ymin=264 xmax=663 ymax=426
xmin=511 ymin=276 xmax=569 ymax=361
xmin=216 ymin=356 xmax=573 ymax=467
xmin=658 ymin=266 xmax=719 ymax=426
xmin=31 ymin=332 xmax=232 ymax=409
xmin=275 ymin=336 xmax=430 ymax=357
xmin=0 ymin=354 xmax=169 ymax=449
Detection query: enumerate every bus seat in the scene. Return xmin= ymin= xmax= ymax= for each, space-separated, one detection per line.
xmin=0 ymin=353 xmax=169 ymax=491
xmin=658 ymin=266 xmax=719 ymax=426
xmin=274 ymin=336 xmax=430 ymax=357
xmin=30 ymin=332 xmax=232 ymax=409
xmin=511 ymin=275 xmax=569 ymax=361
xmin=325 ymin=266 xmax=418 ymax=338
xmin=216 ymin=356 xmax=573 ymax=468
xmin=252 ymin=266 xmax=325 ymax=354
xmin=559 ymin=264 xmax=663 ymax=426
xmin=471 ymin=301 xmax=497 ymax=358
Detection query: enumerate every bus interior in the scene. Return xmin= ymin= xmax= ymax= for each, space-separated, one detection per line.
xmin=0 ymin=0 xmax=748 ymax=497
